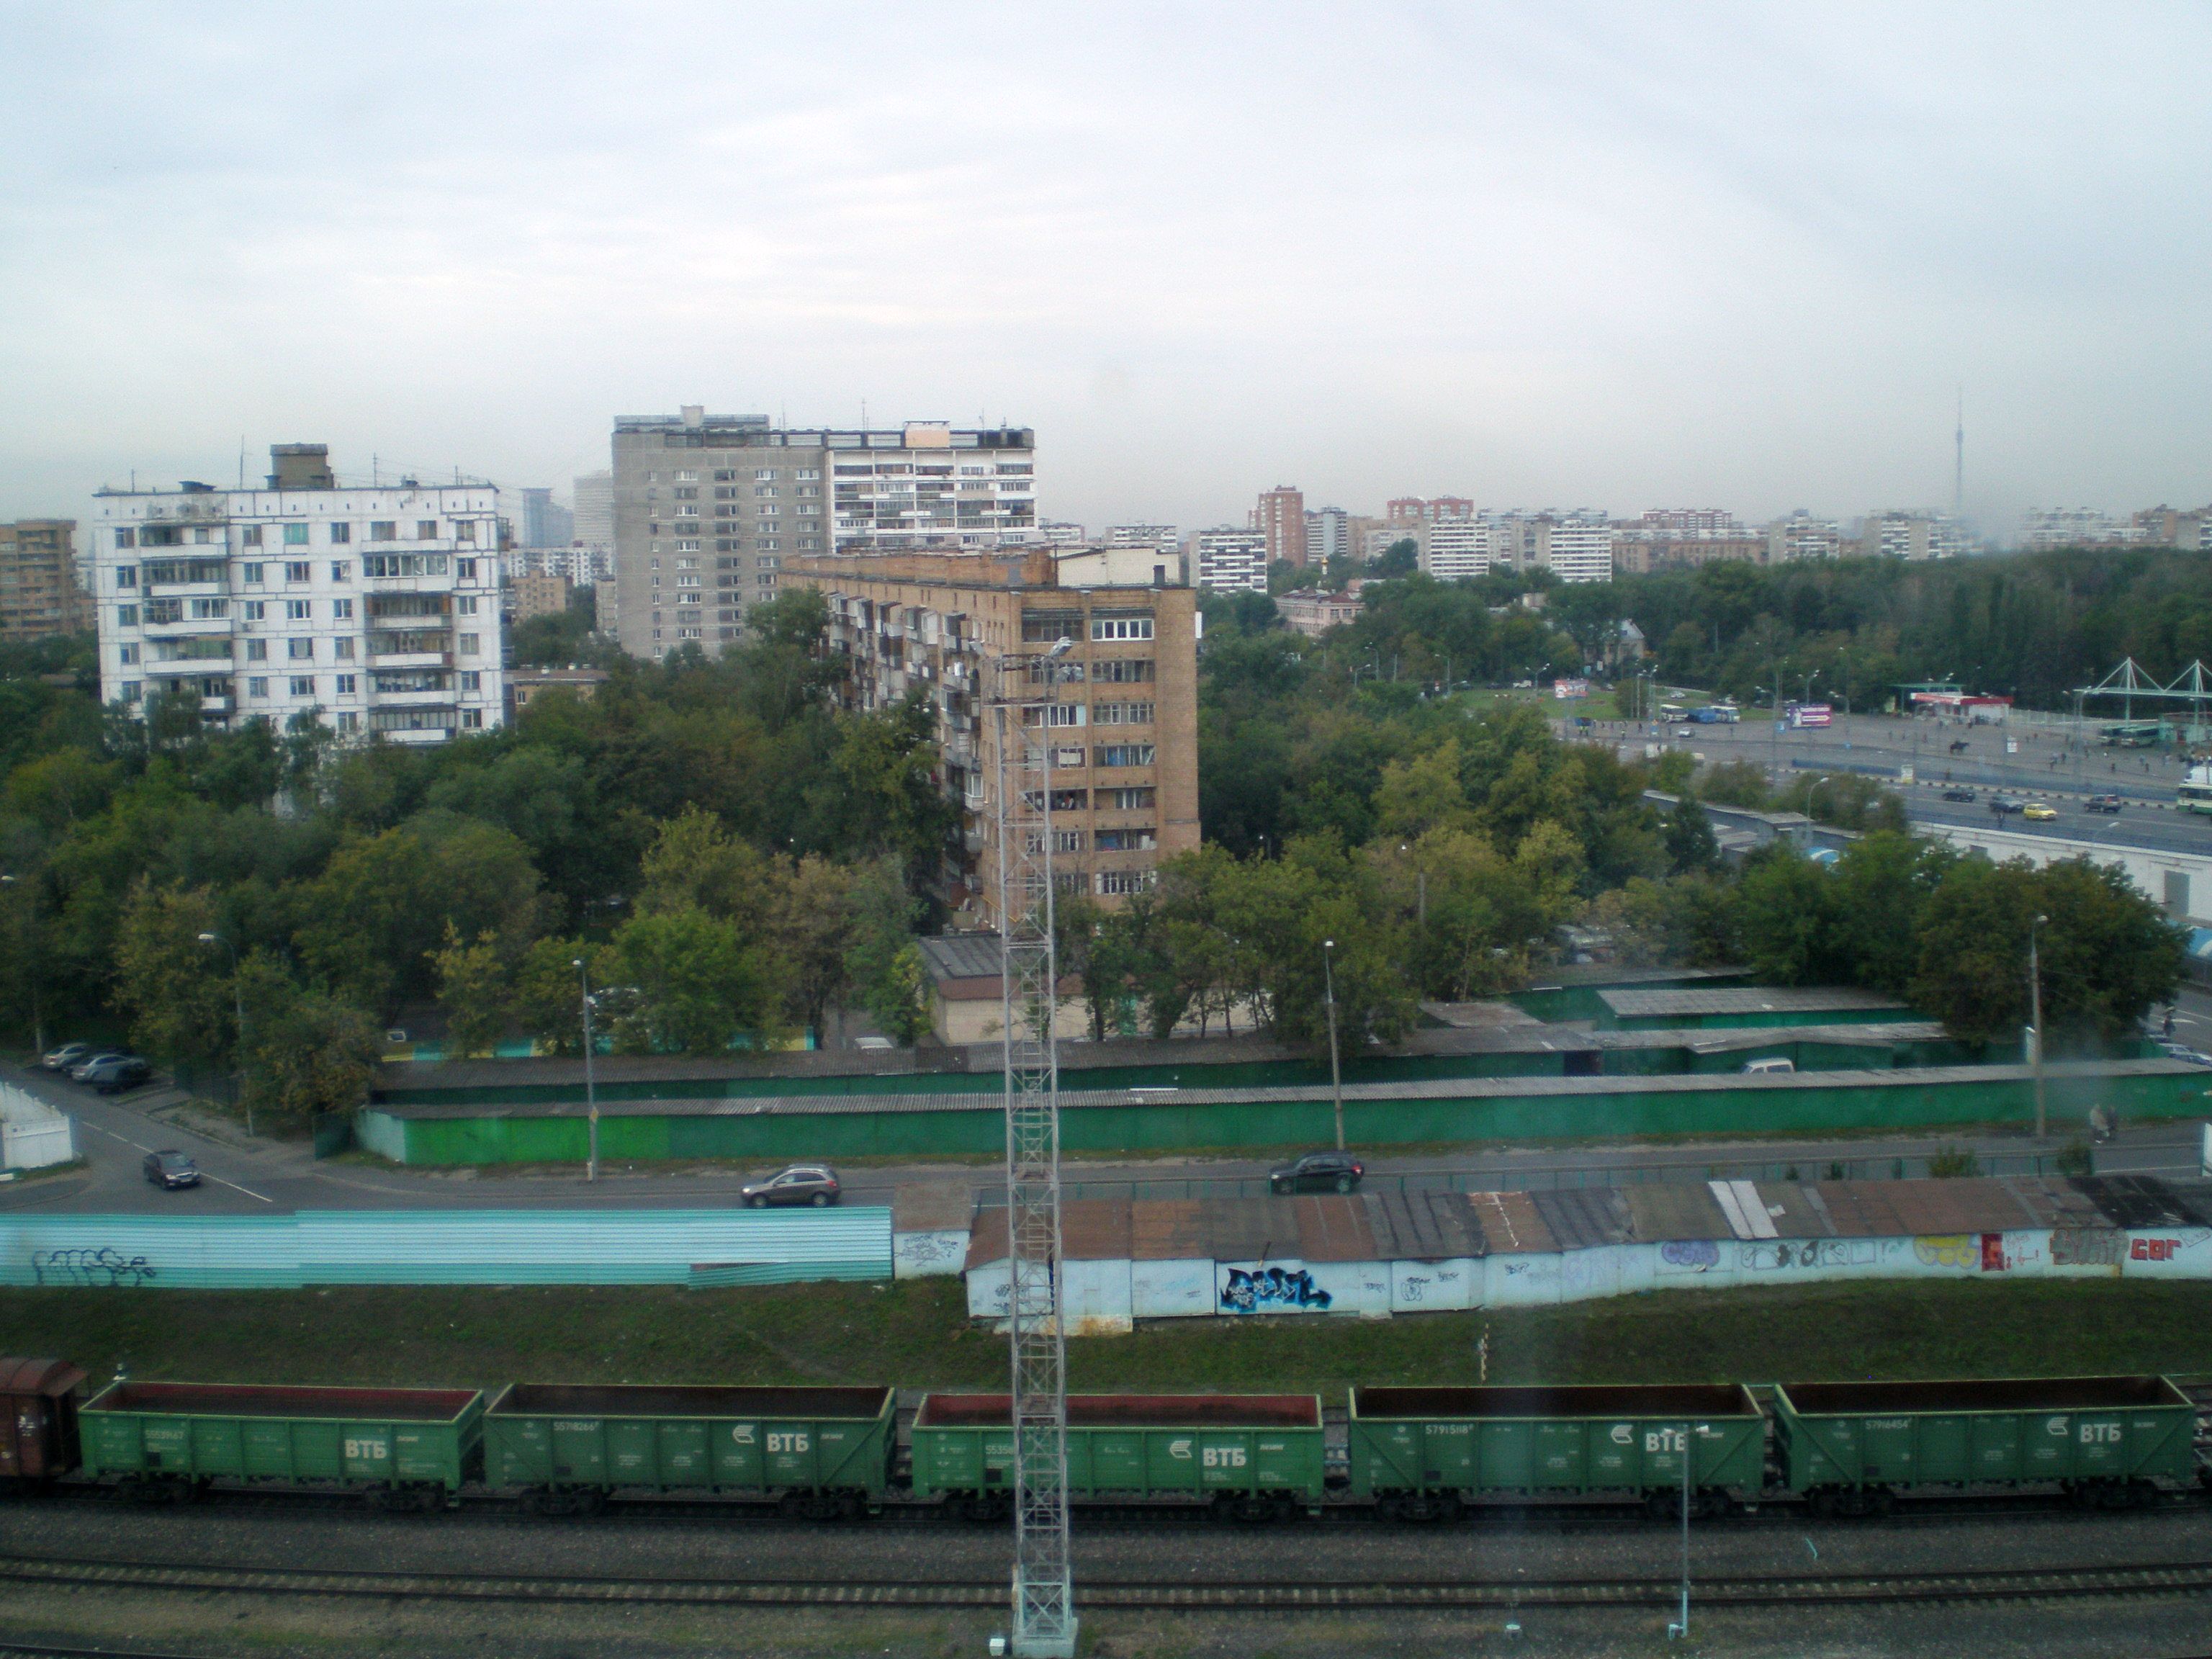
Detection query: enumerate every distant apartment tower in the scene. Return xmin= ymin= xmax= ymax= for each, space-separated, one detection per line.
xmin=2019 ymin=508 xmax=2136 ymax=551
xmin=1766 ymin=513 xmax=1845 ymax=562
xmin=1484 ymin=511 xmax=1611 ymax=583
xmin=1106 ymin=523 xmax=1179 ymax=556
xmin=2132 ymin=505 xmax=2212 ymax=551
xmin=511 ymin=572 xmax=572 ymax=624
xmin=572 ymin=471 xmax=614 ymax=544
xmin=1038 ymin=519 xmax=1089 ymax=547
xmin=1190 ymin=527 xmax=1269 ymax=593
xmin=1416 ymin=516 xmax=1506 ymax=581
xmin=1254 ymin=485 xmax=1306 ymax=567
xmin=1387 ymin=497 xmax=1475 ymax=526
xmin=89 ymin=446 xmax=505 ymax=742
xmin=788 ymin=548 xmax=1199 ymax=930
xmin=1611 ymin=511 xmax=1766 ymax=575
xmin=610 ymin=408 xmax=1035 ymax=659
xmin=0 ymin=520 xmax=92 ymax=640
xmin=1304 ymin=505 xmax=1351 ymax=567
xmin=1862 ymin=511 xmax=1973 ymax=560
xmin=518 ymin=487 xmax=575 ymax=549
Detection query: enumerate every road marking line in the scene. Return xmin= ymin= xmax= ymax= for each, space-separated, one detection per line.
xmin=81 ymin=1122 xmax=275 ymax=1203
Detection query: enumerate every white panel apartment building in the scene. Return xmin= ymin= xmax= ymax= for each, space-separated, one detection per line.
xmin=1416 ymin=516 xmax=1506 ymax=581
xmin=90 ymin=446 xmax=503 ymax=742
xmin=1414 ymin=510 xmax=1613 ymax=583
xmin=610 ymin=409 xmax=1036 ymax=660
xmin=1188 ymin=527 xmax=1269 ymax=592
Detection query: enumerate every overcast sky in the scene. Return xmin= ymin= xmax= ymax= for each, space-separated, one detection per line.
xmin=3 ymin=3 xmax=2206 ymax=539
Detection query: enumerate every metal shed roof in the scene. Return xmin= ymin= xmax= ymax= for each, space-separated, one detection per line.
xmin=1529 ymin=1188 xmax=1634 ymax=1251
xmin=1599 ymin=986 xmax=1912 ymax=1020
xmin=1622 ymin=1183 xmax=1736 ymax=1241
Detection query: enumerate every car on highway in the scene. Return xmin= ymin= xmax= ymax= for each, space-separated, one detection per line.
xmin=739 ymin=1164 xmax=841 ymax=1208
xmin=2022 ymin=802 xmax=2059 ymax=821
xmin=1988 ymin=796 xmax=2026 ymax=814
xmin=1941 ymin=788 xmax=1977 ymax=802
xmin=142 ymin=1150 xmax=201 ymax=1190
xmin=1268 ymin=1151 xmax=1365 ymax=1195
xmin=2085 ymin=794 xmax=2125 ymax=813
xmin=72 ymin=1053 xmax=151 ymax=1094
xmin=40 ymin=1042 xmax=96 ymax=1072
xmin=2155 ymin=1041 xmax=2212 ymax=1068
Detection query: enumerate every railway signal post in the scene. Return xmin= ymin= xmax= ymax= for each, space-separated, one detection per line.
xmin=994 ymin=637 xmax=1076 ymax=1659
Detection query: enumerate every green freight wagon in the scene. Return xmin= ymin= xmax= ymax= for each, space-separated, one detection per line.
xmin=1348 ymin=1385 xmax=1766 ymax=1520
xmin=911 ymin=1393 xmax=1326 ymax=1521
xmin=483 ymin=1383 xmax=894 ymax=1518
xmin=1774 ymin=1375 xmax=2198 ymax=1515
xmin=78 ymin=1380 xmax=485 ymax=1509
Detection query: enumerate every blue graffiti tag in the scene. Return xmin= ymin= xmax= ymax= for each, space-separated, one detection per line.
xmin=1220 ymin=1266 xmax=1331 ymax=1313
xmin=32 ymin=1248 xmax=157 ymax=1288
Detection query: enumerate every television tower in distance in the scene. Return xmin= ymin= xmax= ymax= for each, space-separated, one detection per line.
xmin=1954 ymin=386 xmax=1964 ymax=518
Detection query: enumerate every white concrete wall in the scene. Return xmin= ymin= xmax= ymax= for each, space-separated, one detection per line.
xmin=0 ymin=1083 xmax=75 ymax=1171
xmin=1917 ymin=820 xmax=2211 ymax=924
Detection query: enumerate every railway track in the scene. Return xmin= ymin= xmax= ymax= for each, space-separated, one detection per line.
xmin=2 ymin=1551 xmax=2210 ymax=1611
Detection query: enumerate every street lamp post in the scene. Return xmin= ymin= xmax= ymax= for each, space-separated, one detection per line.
xmin=196 ymin=932 xmax=250 ymax=1136
xmin=2028 ymin=914 xmax=2049 ymax=1141
xmin=574 ymin=957 xmax=599 ymax=1182
xmin=1322 ymin=939 xmax=1345 ymax=1151
xmin=1665 ymin=1421 xmax=1709 ymax=1640
xmin=1 ymin=875 xmax=43 ymax=1056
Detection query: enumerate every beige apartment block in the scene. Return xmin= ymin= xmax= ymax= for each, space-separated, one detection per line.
xmin=1254 ymin=485 xmax=1307 ymax=566
xmin=511 ymin=571 xmax=572 ymax=623
xmin=788 ymin=549 xmax=1198 ymax=928
xmin=0 ymin=520 xmax=91 ymax=641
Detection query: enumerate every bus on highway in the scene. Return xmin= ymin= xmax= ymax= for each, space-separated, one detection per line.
xmin=2179 ymin=767 xmax=2212 ymax=815
xmin=2102 ymin=721 xmax=2165 ymax=747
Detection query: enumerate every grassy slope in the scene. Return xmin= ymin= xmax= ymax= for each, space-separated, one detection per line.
xmin=4 ymin=1279 xmax=2210 ymax=1401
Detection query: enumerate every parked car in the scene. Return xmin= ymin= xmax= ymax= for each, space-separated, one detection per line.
xmin=67 ymin=1051 xmax=130 ymax=1082
xmin=40 ymin=1041 xmax=93 ymax=1072
xmin=2022 ymin=802 xmax=2058 ymax=821
xmin=1740 ymin=1056 xmax=1797 ymax=1075
xmin=1988 ymin=796 xmax=2026 ymax=814
xmin=2085 ymin=794 xmax=2125 ymax=813
xmin=2155 ymin=1041 xmax=2212 ymax=1069
xmin=142 ymin=1150 xmax=201 ymax=1190
xmin=1269 ymin=1151 xmax=1365 ymax=1195
xmin=739 ymin=1164 xmax=841 ymax=1208
xmin=75 ymin=1054 xmax=151 ymax=1094
xmin=1941 ymin=788 xmax=1977 ymax=803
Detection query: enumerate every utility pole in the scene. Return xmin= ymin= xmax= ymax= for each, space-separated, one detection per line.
xmin=995 ymin=637 xmax=1075 ymax=1659
xmin=1323 ymin=939 xmax=1345 ymax=1151
xmin=197 ymin=932 xmax=249 ymax=1136
xmin=2028 ymin=914 xmax=2049 ymax=1141
xmin=575 ymin=958 xmax=599 ymax=1181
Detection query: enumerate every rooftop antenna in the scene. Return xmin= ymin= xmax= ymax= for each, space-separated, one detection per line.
xmin=372 ymin=454 xmax=379 ymax=488
xmin=238 ymin=437 xmax=246 ymax=490
xmin=1954 ymin=386 xmax=1964 ymax=520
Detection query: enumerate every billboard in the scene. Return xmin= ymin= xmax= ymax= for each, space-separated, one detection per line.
xmin=1789 ymin=703 xmax=1833 ymax=728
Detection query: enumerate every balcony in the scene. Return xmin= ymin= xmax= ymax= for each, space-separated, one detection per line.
xmin=369 ymin=649 xmax=455 ymax=670
xmin=143 ymin=655 xmax=235 ymax=677
xmin=140 ymin=613 xmax=234 ymax=638
xmin=370 ymin=686 xmax=454 ymax=706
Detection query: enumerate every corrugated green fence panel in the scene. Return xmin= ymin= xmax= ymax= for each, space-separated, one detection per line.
xmin=0 ymin=1209 xmax=892 ymax=1289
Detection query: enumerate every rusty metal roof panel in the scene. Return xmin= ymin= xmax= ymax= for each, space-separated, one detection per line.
xmin=963 ymin=1205 xmax=1007 ymax=1270
xmin=1293 ymin=1195 xmax=1378 ymax=1262
xmin=1060 ymin=1197 xmax=1132 ymax=1262
xmin=1748 ymin=1184 xmax=1833 ymax=1238
xmin=1879 ymin=1178 xmax=2036 ymax=1236
xmin=1529 ymin=1188 xmax=1633 ymax=1251
xmin=1620 ymin=1183 xmax=1734 ymax=1241
xmin=1207 ymin=1197 xmax=1292 ymax=1263
xmin=1130 ymin=1199 xmax=1208 ymax=1261
xmin=1465 ymin=1191 xmax=1555 ymax=1255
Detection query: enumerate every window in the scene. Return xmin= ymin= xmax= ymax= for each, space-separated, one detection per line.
xmin=676 ymin=469 xmax=699 ymax=482
xmin=117 ymin=643 xmax=139 ymax=665
xmin=1046 ymin=789 xmax=1088 ymax=811
xmin=117 ymin=605 xmax=138 ymax=627
xmin=461 ymin=709 xmax=485 ymax=729
xmin=242 ymin=563 xmax=263 ymax=584
xmin=285 ymin=599 xmax=310 ymax=621
xmin=335 ymin=674 xmax=356 ymax=696
xmin=115 ymin=528 xmax=137 ymax=550
xmin=247 ymin=677 xmax=268 ymax=698
xmin=115 ymin=565 xmax=138 ymax=589
xmin=287 ymin=638 xmax=313 ymax=661
xmin=243 ymin=601 xmax=265 ymax=622
xmin=755 ymin=485 xmax=778 ymax=498
xmin=455 ymin=521 xmax=477 ymax=542
xmin=456 ymin=557 xmax=478 ymax=580
xmin=418 ymin=521 xmax=439 ymax=539
xmin=713 ymin=469 xmax=737 ymax=482
xmin=331 ymin=561 xmax=350 ymax=581
xmin=755 ymin=467 xmax=777 ymax=480
xmin=332 ymin=597 xmax=354 ymax=620
xmin=240 ymin=526 xmax=262 ymax=547
xmin=673 ymin=487 xmax=698 ymax=500
xmin=1022 ymin=614 xmax=1082 ymax=643
xmin=1094 ymin=744 xmax=1156 ymax=768
xmin=1091 ymin=615 xmax=1153 ymax=642
xmin=1097 ymin=869 xmax=1156 ymax=896
xmin=1040 ymin=703 xmax=1085 ymax=727
xmin=1052 ymin=745 xmax=1086 ymax=768
xmin=336 ymin=711 xmax=359 ymax=734
xmin=460 ymin=670 xmax=481 ymax=691
xmin=246 ymin=639 xmax=268 ymax=662
xmin=1095 ymin=827 xmax=1158 ymax=852
xmin=795 ymin=467 xmax=820 ymax=480
xmin=193 ymin=526 xmax=212 ymax=544
xmin=144 ymin=599 xmax=182 ymax=624
xmin=189 ymin=598 xmax=228 ymax=619
xmin=289 ymin=676 xmax=315 ymax=697
xmin=676 ymin=575 xmax=701 ymax=588
xmin=369 ymin=521 xmax=396 ymax=541
xmin=364 ymin=553 xmax=449 ymax=577
xmin=1094 ymin=658 xmax=1154 ymax=683
xmin=329 ymin=523 xmax=351 ymax=544
xmin=458 ymin=634 xmax=480 ymax=655
xmin=284 ymin=523 xmax=309 ymax=546
xmin=1053 ymin=830 xmax=1085 ymax=854
xmin=284 ymin=562 xmax=310 ymax=583
xmin=456 ymin=595 xmax=478 ymax=615
xmin=1094 ymin=701 xmax=1154 ymax=725
xmin=120 ymin=682 xmax=141 ymax=703
xmin=334 ymin=637 xmax=355 ymax=660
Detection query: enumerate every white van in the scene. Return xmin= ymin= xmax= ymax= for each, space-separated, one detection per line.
xmin=1740 ymin=1056 xmax=1796 ymax=1075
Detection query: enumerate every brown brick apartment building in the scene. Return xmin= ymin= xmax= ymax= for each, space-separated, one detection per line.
xmin=0 ymin=521 xmax=91 ymax=641
xmin=788 ymin=549 xmax=1198 ymax=928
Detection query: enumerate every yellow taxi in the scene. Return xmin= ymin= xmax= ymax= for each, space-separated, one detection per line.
xmin=2022 ymin=801 xmax=2058 ymax=821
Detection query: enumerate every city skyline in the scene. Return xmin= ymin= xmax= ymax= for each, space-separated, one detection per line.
xmin=4 ymin=6 xmax=2211 ymax=535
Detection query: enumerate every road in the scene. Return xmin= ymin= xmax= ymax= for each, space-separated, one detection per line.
xmin=9 ymin=1029 xmax=2207 ymax=1219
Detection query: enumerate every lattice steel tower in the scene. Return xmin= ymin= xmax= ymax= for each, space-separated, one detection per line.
xmin=993 ymin=637 xmax=1076 ymax=1659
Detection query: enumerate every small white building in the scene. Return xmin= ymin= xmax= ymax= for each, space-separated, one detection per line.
xmin=91 ymin=445 xmax=505 ymax=743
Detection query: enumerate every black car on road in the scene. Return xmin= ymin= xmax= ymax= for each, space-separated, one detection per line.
xmin=1941 ymin=788 xmax=1977 ymax=803
xmin=75 ymin=1054 xmax=152 ymax=1094
xmin=1987 ymin=796 xmax=2026 ymax=815
xmin=1269 ymin=1151 xmax=1364 ymax=1195
xmin=2085 ymin=794 xmax=2125 ymax=813
xmin=143 ymin=1151 xmax=200 ymax=1190
xmin=739 ymin=1164 xmax=841 ymax=1208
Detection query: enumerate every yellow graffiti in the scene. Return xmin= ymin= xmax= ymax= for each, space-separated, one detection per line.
xmin=1913 ymin=1234 xmax=1977 ymax=1267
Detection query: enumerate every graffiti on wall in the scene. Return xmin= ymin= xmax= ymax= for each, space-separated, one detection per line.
xmin=1659 ymin=1239 xmax=1720 ymax=1272
xmin=1220 ymin=1265 xmax=1331 ymax=1313
xmin=1739 ymin=1238 xmax=1882 ymax=1272
xmin=1912 ymin=1234 xmax=1979 ymax=1268
xmin=32 ymin=1247 xmax=156 ymax=1287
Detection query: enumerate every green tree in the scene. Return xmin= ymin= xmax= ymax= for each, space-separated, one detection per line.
xmin=842 ymin=860 xmax=930 ymax=1046
xmin=1732 ymin=845 xmax=1837 ymax=985
xmin=1663 ymin=798 xmax=1718 ymax=875
xmin=606 ymin=905 xmax=788 ymax=1056
xmin=235 ymin=953 xmax=381 ymax=1133
xmin=431 ymin=926 xmax=515 ymax=1058
xmin=1910 ymin=856 xmax=2039 ymax=1043
xmin=112 ymin=880 xmax=235 ymax=1069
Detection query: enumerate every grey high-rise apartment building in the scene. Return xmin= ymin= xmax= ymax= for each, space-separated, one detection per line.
xmin=610 ymin=408 xmax=1035 ymax=659
xmin=572 ymin=471 xmax=614 ymax=545
xmin=518 ymin=487 xmax=574 ymax=549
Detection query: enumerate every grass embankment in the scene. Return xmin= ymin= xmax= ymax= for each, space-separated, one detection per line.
xmin=4 ymin=1279 xmax=2211 ymax=1399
